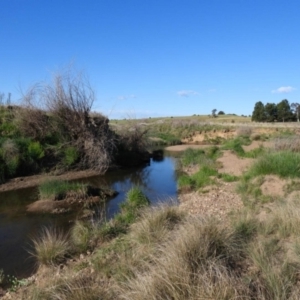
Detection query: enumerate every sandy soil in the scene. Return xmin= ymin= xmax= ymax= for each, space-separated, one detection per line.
xmin=217 ymin=151 xmax=253 ymax=176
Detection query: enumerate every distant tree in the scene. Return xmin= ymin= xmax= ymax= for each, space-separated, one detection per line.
xmin=218 ymin=111 xmax=225 ymax=115
xmin=291 ymin=102 xmax=300 ymax=122
xmin=252 ymin=101 xmax=266 ymax=122
xmin=212 ymin=109 xmax=217 ymax=118
xmin=277 ymin=99 xmax=293 ymax=122
xmin=265 ymin=103 xmax=277 ymax=122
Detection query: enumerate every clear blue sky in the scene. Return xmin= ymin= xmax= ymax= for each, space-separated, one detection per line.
xmin=1 ymin=0 xmax=299 ymax=119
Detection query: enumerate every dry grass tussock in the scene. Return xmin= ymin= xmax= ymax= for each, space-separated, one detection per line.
xmin=30 ymin=227 xmax=70 ymax=266
xmin=273 ymin=135 xmax=300 ymax=152
xmin=17 ymin=200 xmax=300 ymax=299
xmin=118 ymin=217 xmax=248 ymax=300
xmin=236 ymin=126 xmax=252 ymax=136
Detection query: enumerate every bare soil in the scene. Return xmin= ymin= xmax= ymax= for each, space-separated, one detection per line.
xmin=178 ymin=139 xmax=276 ymax=219
xmin=217 ymin=151 xmax=253 ymax=176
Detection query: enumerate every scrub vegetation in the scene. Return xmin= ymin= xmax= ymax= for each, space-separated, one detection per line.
xmin=4 ymin=73 xmax=300 ymax=298
xmin=0 ymin=70 xmax=150 ymax=184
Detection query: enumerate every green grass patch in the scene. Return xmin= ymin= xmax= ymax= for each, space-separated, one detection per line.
xmin=38 ymin=179 xmax=87 ymax=200
xmin=218 ymin=173 xmax=239 ymax=182
xmin=98 ymin=187 xmax=150 ymax=241
xmin=221 ymin=137 xmax=249 ymax=156
xmin=247 ymin=151 xmax=300 ymax=179
xmin=178 ymin=166 xmax=218 ymax=191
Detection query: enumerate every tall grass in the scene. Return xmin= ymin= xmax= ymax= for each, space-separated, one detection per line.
xmin=31 ymin=227 xmax=70 ymax=265
xmin=178 ymin=165 xmax=218 ymax=191
xmin=247 ymin=151 xmax=300 ymax=179
xmin=38 ymin=179 xmax=87 ymax=200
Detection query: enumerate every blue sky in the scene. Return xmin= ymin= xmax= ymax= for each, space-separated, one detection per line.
xmin=1 ymin=0 xmax=299 ymax=119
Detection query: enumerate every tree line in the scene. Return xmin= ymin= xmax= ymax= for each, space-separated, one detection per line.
xmin=252 ymin=99 xmax=300 ymax=122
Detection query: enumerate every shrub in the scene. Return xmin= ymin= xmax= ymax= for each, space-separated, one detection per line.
xmin=20 ymin=69 xmax=116 ymax=173
xmin=63 ymin=146 xmax=79 ymax=167
xmin=27 ymin=141 xmax=45 ymax=160
xmin=1 ymin=139 xmax=19 ymax=176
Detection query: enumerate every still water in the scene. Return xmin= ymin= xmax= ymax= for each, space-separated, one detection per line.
xmin=0 ymin=153 xmax=178 ymax=278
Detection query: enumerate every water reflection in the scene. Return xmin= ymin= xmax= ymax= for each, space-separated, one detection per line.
xmin=0 ymin=153 xmax=178 ymax=278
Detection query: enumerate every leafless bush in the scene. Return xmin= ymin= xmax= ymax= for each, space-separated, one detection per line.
xmin=18 ymin=69 xmax=116 ymax=173
xmin=117 ymin=122 xmax=149 ymax=153
xmin=236 ymin=126 xmax=252 ymax=137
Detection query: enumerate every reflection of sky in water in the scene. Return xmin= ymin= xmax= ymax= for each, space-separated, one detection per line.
xmin=107 ymin=157 xmax=178 ymax=217
xmin=0 ymin=153 xmax=178 ymax=278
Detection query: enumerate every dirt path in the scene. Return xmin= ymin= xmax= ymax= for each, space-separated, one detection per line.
xmin=0 ymin=170 xmax=101 ymax=193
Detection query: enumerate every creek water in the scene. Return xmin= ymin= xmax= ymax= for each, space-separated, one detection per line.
xmin=0 ymin=152 xmax=178 ymax=278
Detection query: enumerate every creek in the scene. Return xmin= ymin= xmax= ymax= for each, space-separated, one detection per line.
xmin=0 ymin=152 xmax=178 ymax=278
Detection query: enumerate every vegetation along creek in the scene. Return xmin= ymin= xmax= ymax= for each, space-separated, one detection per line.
xmin=0 ymin=152 xmax=178 ymax=279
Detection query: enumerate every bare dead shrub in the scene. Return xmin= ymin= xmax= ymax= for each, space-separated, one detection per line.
xmin=118 ymin=124 xmax=148 ymax=152
xmin=18 ymin=69 xmax=116 ymax=173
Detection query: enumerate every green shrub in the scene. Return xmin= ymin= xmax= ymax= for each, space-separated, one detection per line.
xmin=28 ymin=141 xmax=45 ymax=160
xmin=63 ymin=146 xmax=79 ymax=167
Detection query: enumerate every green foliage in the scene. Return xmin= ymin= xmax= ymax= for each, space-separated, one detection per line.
xmin=155 ymin=132 xmax=182 ymax=145
xmin=252 ymin=101 xmax=266 ymax=122
xmin=252 ymin=99 xmax=296 ymax=122
xmin=99 ymin=187 xmax=150 ymax=241
xmin=265 ymin=102 xmax=277 ymax=122
xmin=219 ymin=173 xmax=239 ymax=182
xmin=277 ymin=99 xmax=294 ymax=122
xmin=247 ymin=151 xmax=300 ymax=179
xmin=28 ymin=141 xmax=45 ymax=160
xmin=63 ymin=146 xmax=79 ymax=167
xmin=180 ymin=148 xmax=205 ymax=166
xmin=222 ymin=138 xmax=247 ymax=156
xmin=6 ymin=275 xmax=29 ymax=292
xmin=38 ymin=179 xmax=87 ymax=200
xmin=178 ymin=166 xmax=218 ymax=191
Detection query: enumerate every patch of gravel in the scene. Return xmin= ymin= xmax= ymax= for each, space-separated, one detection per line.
xmin=179 ymin=181 xmax=243 ymax=220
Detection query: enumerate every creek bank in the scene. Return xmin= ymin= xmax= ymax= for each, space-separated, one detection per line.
xmin=0 ymin=150 xmax=159 ymax=193
xmin=26 ymin=185 xmax=117 ymax=215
